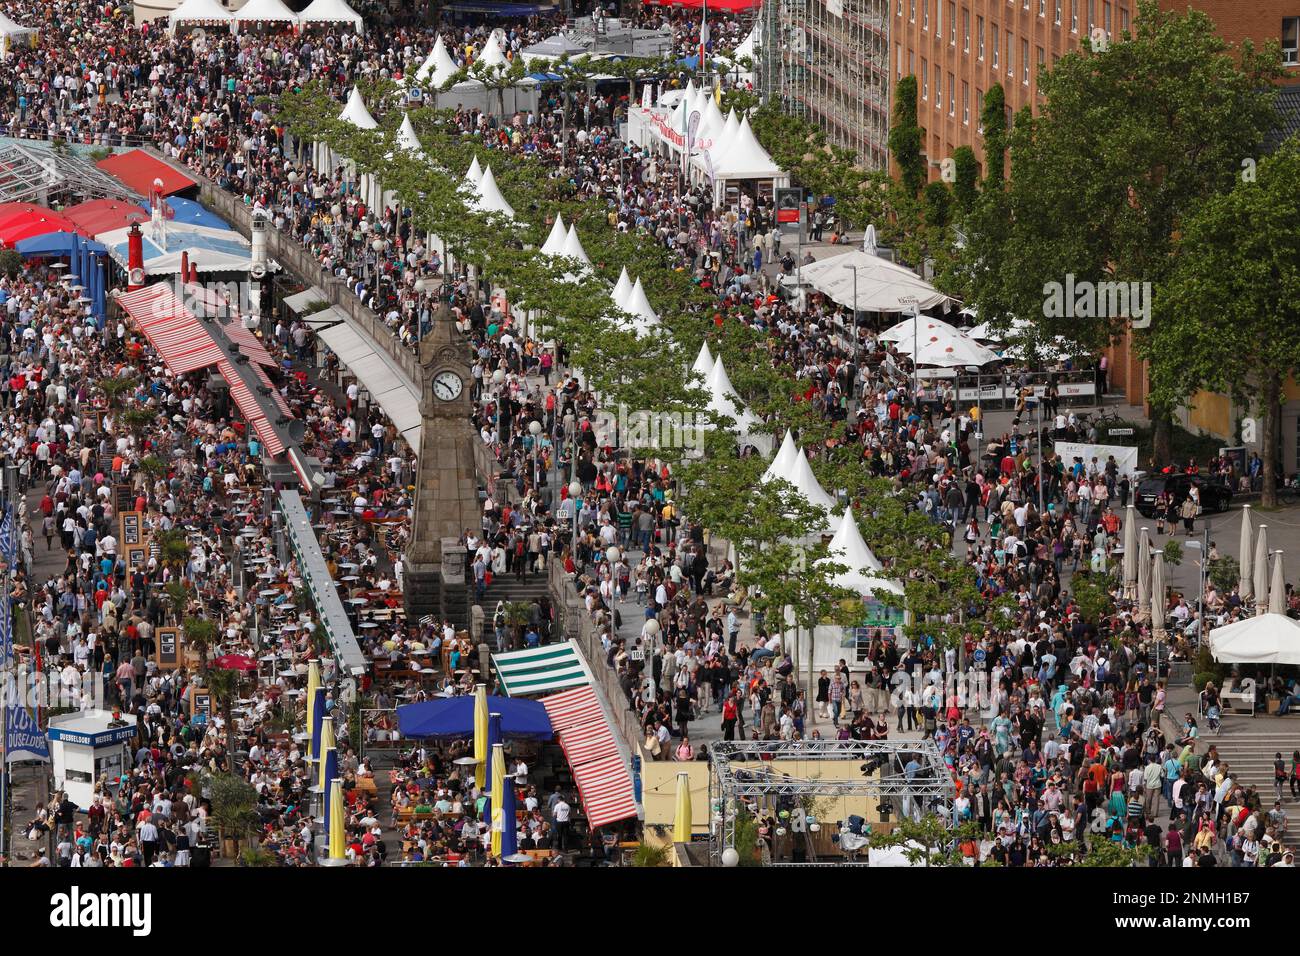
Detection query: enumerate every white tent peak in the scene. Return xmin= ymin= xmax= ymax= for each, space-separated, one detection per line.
xmin=233 ymin=0 xmax=298 ymax=23
xmin=691 ymin=341 xmax=714 ymax=381
xmin=298 ymin=0 xmax=363 ymax=30
xmin=416 ymin=34 xmax=458 ymax=87
xmin=472 ymin=165 xmax=515 ymax=218
xmin=762 ymin=430 xmax=800 ymax=483
xmin=713 ymin=108 xmax=740 ymax=157
xmin=339 ymin=86 xmax=378 ymax=130
xmin=475 ymin=29 xmax=510 ymax=70
xmin=714 ymin=115 xmax=778 ymax=176
xmin=612 ymin=267 xmax=632 ymax=308
xmin=465 ymin=155 xmax=483 ymax=186
xmin=541 ymin=214 xmax=568 ymax=257
xmin=396 ymin=114 xmax=422 ymax=154
xmin=625 ymin=277 xmax=659 ymax=325
xmin=168 ymin=0 xmax=232 ymax=29
xmin=560 ymin=224 xmax=591 ymax=266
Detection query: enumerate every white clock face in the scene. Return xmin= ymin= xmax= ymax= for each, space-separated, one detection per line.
xmin=432 ymin=370 xmax=463 ymax=401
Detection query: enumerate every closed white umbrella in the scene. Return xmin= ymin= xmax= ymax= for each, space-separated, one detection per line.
xmin=1270 ymin=550 xmax=1287 ymax=616
xmin=1255 ymin=525 xmax=1270 ymax=615
xmin=1151 ymin=555 xmax=1166 ymax=638
xmin=1238 ymin=504 xmax=1254 ymax=602
xmin=1137 ymin=529 xmax=1151 ymax=615
xmin=1122 ymin=504 xmax=1137 ymax=597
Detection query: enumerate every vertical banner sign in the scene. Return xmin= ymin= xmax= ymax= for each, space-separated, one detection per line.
xmin=0 ymin=503 xmax=15 ymax=565
xmin=685 ymin=110 xmax=701 ymax=177
xmin=3 ymin=583 xmax=48 ymax=763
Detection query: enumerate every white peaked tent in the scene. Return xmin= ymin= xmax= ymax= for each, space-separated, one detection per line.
xmin=541 ymin=214 xmax=568 ymax=257
xmin=168 ymin=0 xmax=233 ymax=30
xmin=475 ymin=29 xmax=510 ymax=70
xmin=560 ymin=224 xmax=591 ymax=266
xmin=1209 ymin=613 xmax=1300 ymax=666
xmin=625 ymin=278 xmax=659 ymax=326
xmin=710 ymin=116 xmax=782 ymax=179
xmin=233 ymin=0 xmax=298 ymax=24
xmin=0 ymin=12 xmax=36 ymax=44
xmin=824 ymin=508 xmax=902 ymax=596
xmin=691 ymin=341 xmax=714 ymax=381
xmin=339 ymin=86 xmax=378 ymax=129
xmin=298 ymin=0 xmax=364 ymax=31
xmin=612 ymin=266 xmax=633 ymax=309
xmin=699 ymin=95 xmax=726 ymax=147
xmin=706 ymin=356 xmax=769 ymax=454
xmin=779 ymin=439 xmax=839 ymax=513
xmin=712 ymin=109 xmax=740 ymax=158
xmin=763 ymin=430 xmax=800 ymax=484
xmin=465 ymin=155 xmax=484 ymax=187
xmin=471 ymin=166 xmax=515 ymax=218
xmin=734 ymin=24 xmax=757 ymax=62
xmin=396 ymin=114 xmax=422 ymax=154
xmin=416 ymin=35 xmax=459 ymax=88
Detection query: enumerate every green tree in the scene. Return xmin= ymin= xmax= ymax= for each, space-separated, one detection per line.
xmin=888 ymin=75 xmax=925 ymax=199
xmin=867 ymin=814 xmax=981 ymax=866
xmin=955 ymin=0 xmax=1281 ymax=459
xmin=205 ymin=665 xmax=242 ymax=763
xmin=950 ymin=145 xmax=980 ymax=212
xmin=1150 ymin=141 xmax=1300 ymax=507
xmin=183 ymin=615 xmax=217 ymax=671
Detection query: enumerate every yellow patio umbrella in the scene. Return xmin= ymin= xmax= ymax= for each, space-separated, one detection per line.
xmin=318 ymin=717 xmax=336 ymax=793
xmin=305 ymin=659 xmax=321 ymax=760
xmin=490 ymin=742 xmax=506 ymax=859
xmin=673 ymin=771 xmax=692 ymax=844
xmin=328 ymin=778 xmax=346 ymax=862
xmin=474 ymin=683 xmax=489 ymax=790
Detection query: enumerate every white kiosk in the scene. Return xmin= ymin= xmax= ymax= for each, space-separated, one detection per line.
xmin=47 ymin=710 xmax=137 ymax=810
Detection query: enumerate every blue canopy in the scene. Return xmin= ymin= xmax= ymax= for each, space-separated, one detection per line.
xmin=15 ymin=232 xmax=107 ymax=257
xmin=137 ymin=196 xmax=234 ymax=232
xmin=528 ymin=72 xmax=563 ymax=82
xmin=396 ymin=695 xmax=552 ymax=740
xmin=677 ymin=55 xmax=701 ymax=69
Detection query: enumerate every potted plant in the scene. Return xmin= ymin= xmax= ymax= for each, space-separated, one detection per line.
xmin=207 ymin=772 xmax=258 ymax=859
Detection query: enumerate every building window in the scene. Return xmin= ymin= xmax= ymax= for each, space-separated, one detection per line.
xmin=949 ymin=2 xmax=957 ymax=45
xmin=1022 ymin=38 xmax=1030 ymax=84
xmin=898 ymin=43 xmax=904 ymax=79
xmin=923 ymin=0 xmax=929 ymax=29
xmin=1071 ymin=0 xmax=1078 ymax=32
xmin=922 ymin=58 xmax=929 ymax=98
xmin=948 ymin=72 xmax=956 ymax=114
xmin=978 ymin=16 xmax=985 ymax=59
xmin=1121 ymin=7 xmax=1129 ymax=32
xmin=1007 ymin=30 xmax=1014 ymax=78
xmin=1104 ymin=1 xmax=1111 ymax=31
xmin=909 ymin=0 xmax=916 ymax=22
xmin=935 ymin=64 xmax=943 ymax=110
xmin=992 ymin=24 xmax=999 ymax=67
xmin=935 ymin=0 xmax=941 ymax=35
xmin=1055 ymin=0 xmax=1062 ymax=24
xmin=976 ymin=87 xmax=984 ymax=131
xmin=1088 ymin=0 xmax=1095 ymax=30
xmin=963 ymin=7 xmax=970 ymax=52
xmin=1039 ymin=0 xmax=1045 ymax=16
xmin=1285 ymin=17 xmax=1299 ymax=65
xmin=909 ymin=48 xmax=915 ymax=75
xmin=962 ymin=80 xmax=970 ymax=124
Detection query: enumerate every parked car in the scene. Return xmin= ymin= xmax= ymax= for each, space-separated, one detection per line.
xmin=1134 ymin=473 xmax=1232 ymax=518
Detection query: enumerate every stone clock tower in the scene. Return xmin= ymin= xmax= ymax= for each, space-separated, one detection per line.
xmin=404 ymin=302 xmax=483 ymax=630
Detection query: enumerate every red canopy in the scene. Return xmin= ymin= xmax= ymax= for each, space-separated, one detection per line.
xmin=96 ymin=149 xmax=198 ymax=198
xmin=642 ymin=0 xmax=762 ymax=9
xmin=63 ymin=198 xmax=150 ymax=237
xmin=211 ymin=654 xmax=259 ymax=672
xmin=0 ymin=205 xmax=86 ymax=247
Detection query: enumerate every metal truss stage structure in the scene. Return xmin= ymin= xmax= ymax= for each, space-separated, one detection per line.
xmin=708 ymin=739 xmax=955 ymax=865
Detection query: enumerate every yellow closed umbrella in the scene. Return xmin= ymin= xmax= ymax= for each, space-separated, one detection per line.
xmin=474 ymin=683 xmax=489 ymax=790
xmin=305 ymin=660 xmax=321 ymax=760
xmin=318 ymin=718 xmax=336 ymax=793
xmin=490 ymin=742 xmax=506 ymax=859
xmin=673 ymin=771 xmax=692 ymax=844
xmin=328 ymin=778 xmax=346 ymax=862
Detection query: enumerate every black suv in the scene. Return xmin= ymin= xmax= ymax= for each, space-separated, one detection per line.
xmin=1134 ymin=473 xmax=1232 ymax=519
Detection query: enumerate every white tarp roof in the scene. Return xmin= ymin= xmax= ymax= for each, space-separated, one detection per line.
xmin=303 ymin=308 xmax=423 ymax=455
xmin=624 ymin=277 xmax=659 ymax=327
xmin=471 ymin=165 xmax=514 ymax=218
xmin=339 ymin=86 xmax=378 ymax=130
xmin=168 ymin=0 xmax=233 ymax=28
xmin=762 ymin=430 xmax=799 ymax=484
xmin=712 ymin=109 xmax=740 ymax=158
xmin=522 ymin=32 xmax=587 ymax=64
xmin=540 ymin=214 xmax=567 ymax=256
xmin=904 ymin=328 xmax=1000 ymax=368
xmin=416 ymin=34 xmax=458 ymax=87
xmin=705 ymin=356 xmax=767 ymax=452
xmin=710 ymin=116 xmax=783 ymax=180
xmin=807 ymin=253 xmax=958 ymax=314
xmin=824 ymin=507 xmax=903 ymax=597
xmin=560 ymin=224 xmax=590 ymax=265
xmin=465 ymin=155 xmax=483 ymax=186
xmin=1209 ymin=613 xmax=1300 ymax=666
xmin=233 ymin=0 xmax=298 ymax=22
xmin=772 ymin=437 xmax=837 ymax=513
xmin=0 ymin=12 xmax=35 ymax=37
xmin=475 ymin=29 xmax=509 ymax=69
xmin=298 ymin=0 xmax=363 ymax=29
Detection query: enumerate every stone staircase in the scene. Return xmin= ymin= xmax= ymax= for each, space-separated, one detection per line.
xmin=1209 ymin=729 xmax=1300 ymax=805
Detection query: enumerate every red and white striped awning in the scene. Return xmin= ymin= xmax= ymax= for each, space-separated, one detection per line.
xmin=217 ymin=360 xmax=285 ymax=458
xmin=117 ymin=284 xmax=223 ymax=374
xmin=541 ymin=685 xmax=638 ymax=829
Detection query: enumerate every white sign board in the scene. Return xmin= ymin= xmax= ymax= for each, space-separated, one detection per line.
xmin=1054 ymin=441 xmax=1141 ymax=478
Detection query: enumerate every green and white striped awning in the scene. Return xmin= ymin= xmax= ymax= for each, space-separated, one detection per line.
xmin=492 ymin=641 xmax=593 ymax=697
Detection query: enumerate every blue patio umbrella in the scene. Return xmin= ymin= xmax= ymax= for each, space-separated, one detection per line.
xmin=480 ymin=711 xmax=504 ymax=829
xmin=93 ymin=255 xmax=106 ymax=323
xmin=78 ymin=237 xmax=91 ymax=298
xmin=500 ymin=766 xmax=519 ymax=858
xmin=14 ymin=231 xmax=105 ymax=258
xmin=394 ymin=694 xmax=552 ymax=740
xmin=320 ymin=745 xmax=339 ymax=830
xmin=309 ymin=686 xmax=326 ymax=761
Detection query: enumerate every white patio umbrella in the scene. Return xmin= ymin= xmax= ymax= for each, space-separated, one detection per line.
xmin=1270 ymin=550 xmax=1287 ymax=615
xmin=1151 ymin=555 xmax=1166 ymax=638
xmin=1137 ymin=529 xmax=1151 ymax=614
xmin=1209 ymin=613 xmax=1300 ymax=666
xmin=1238 ymin=504 xmax=1254 ymax=602
xmin=1122 ymin=504 xmax=1137 ymax=597
xmin=1254 ymin=525 xmax=1270 ymax=615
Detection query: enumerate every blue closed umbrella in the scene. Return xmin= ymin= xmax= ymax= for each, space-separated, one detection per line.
xmin=310 ymin=686 xmax=326 ymax=760
xmin=321 ymin=745 xmax=339 ymax=829
xmin=500 ymin=767 xmax=518 ymax=858
xmin=484 ymin=712 xmax=502 ymax=795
